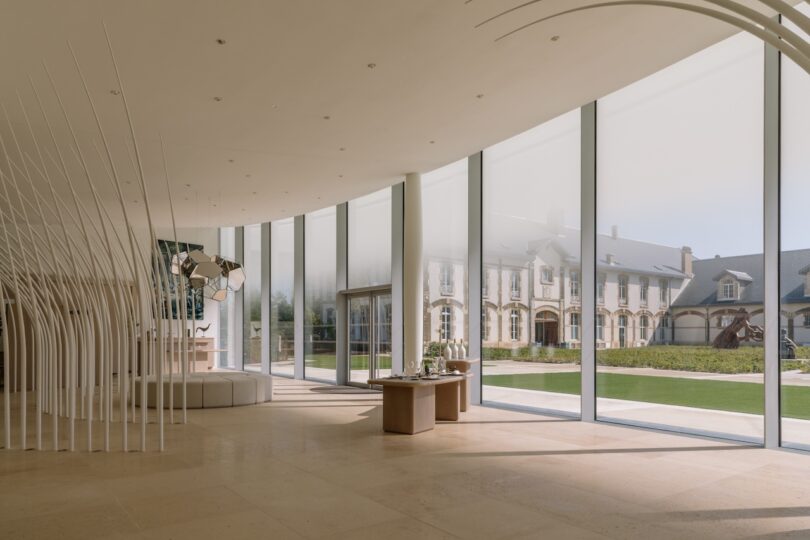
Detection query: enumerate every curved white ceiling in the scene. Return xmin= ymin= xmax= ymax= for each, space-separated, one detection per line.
xmin=0 ymin=0 xmax=778 ymax=228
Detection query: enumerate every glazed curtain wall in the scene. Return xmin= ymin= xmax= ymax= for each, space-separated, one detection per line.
xmin=219 ymin=19 xmax=809 ymax=450
xmin=304 ymin=207 xmax=337 ymax=382
xmin=780 ymin=3 xmax=810 ymax=450
xmin=595 ymin=31 xmax=765 ymax=441
xmin=481 ymin=109 xmax=581 ymax=415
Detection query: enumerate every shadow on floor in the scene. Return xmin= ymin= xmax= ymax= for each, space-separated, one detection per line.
xmin=645 ymin=506 xmax=810 ymax=522
xmin=441 ymin=444 xmax=757 ymax=458
xmin=436 ymin=419 xmax=575 ymax=425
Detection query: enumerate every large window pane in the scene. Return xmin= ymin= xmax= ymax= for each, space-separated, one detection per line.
xmin=243 ymin=224 xmax=261 ymax=371
xmin=270 ymin=219 xmax=295 ymax=377
xmin=423 ymin=160 xmax=468 ymax=363
xmin=305 ymin=207 xmax=337 ymax=381
xmin=218 ymin=227 xmax=237 ymax=369
xmin=348 ymin=188 xmax=392 ymax=289
xmin=482 ymin=109 xmax=581 ymax=415
xmin=780 ymin=3 xmax=810 ymax=450
xmin=596 ymin=32 xmax=764 ymax=441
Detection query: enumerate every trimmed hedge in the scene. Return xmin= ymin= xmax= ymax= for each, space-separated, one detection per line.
xmin=483 ymin=345 xmax=810 ymax=374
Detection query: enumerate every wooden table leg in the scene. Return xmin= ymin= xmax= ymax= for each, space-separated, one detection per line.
xmin=459 ymin=376 xmax=471 ymax=412
xmin=383 ymin=385 xmax=435 ymax=434
xmin=435 ymin=380 xmax=460 ymax=421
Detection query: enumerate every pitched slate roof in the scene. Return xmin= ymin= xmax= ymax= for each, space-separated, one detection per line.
xmin=673 ymin=249 xmax=810 ymax=307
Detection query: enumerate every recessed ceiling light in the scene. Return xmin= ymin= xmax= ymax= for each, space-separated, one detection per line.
xmin=252 ymin=192 xmax=257 ymax=195
xmin=367 ymin=63 xmax=377 ymax=69
xmin=339 ymin=147 xmax=346 ymax=151
xmin=228 ymin=159 xmax=234 ymax=163
xmin=245 ymin=174 xmax=251 ymax=178
xmin=323 ymin=115 xmax=331 ymax=120
xmin=551 ymin=35 xmax=560 ymax=42
xmin=338 ymin=174 xmax=343 ymax=178
xmin=216 ymin=38 xmax=227 ymax=45
xmin=476 ymin=93 xmax=484 ymax=99
xmin=185 ymin=183 xmax=191 ymax=187
xmin=214 ymin=96 xmax=223 ymax=102
xmin=110 ymin=89 xmax=120 ymax=96
xmin=429 ymin=140 xmax=435 ymax=144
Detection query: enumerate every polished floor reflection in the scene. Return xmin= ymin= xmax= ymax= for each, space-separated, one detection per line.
xmin=2 ymin=378 xmax=810 ymax=539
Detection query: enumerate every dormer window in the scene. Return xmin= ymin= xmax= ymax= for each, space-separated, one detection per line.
xmin=719 ymin=278 xmax=738 ymax=301
xmin=541 ymin=266 xmax=554 ymax=284
xmin=713 ymin=270 xmax=752 ymax=302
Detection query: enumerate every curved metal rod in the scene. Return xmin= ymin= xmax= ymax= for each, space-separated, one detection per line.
xmin=491 ymin=1 xmax=810 ymax=76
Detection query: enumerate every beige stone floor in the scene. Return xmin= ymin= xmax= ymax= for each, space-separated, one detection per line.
xmin=3 ymin=377 xmax=810 ymax=539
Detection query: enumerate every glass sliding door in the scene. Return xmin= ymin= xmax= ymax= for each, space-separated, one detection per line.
xmin=270 ymin=219 xmax=295 ymax=377
xmin=348 ymin=291 xmax=392 ymax=386
xmin=780 ymin=2 xmax=810 ymax=450
xmin=481 ymin=109 xmax=581 ymax=415
xmin=596 ymin=31 xmax=764 ymax=441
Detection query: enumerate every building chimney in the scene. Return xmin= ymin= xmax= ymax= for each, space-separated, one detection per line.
xmin=681 ymin=246 xmax=693 ymax=276
xmin=611 ymin=225 xmax=619 ymax=239
xmin=606 ymin=253 xmax=616 ymax=265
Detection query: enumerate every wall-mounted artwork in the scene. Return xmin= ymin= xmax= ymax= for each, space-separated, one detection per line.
xmin=156 ymin=239 xmax=204 ymax=320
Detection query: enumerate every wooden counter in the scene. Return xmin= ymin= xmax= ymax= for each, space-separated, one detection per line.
xmin=368 ymin=375 xmax=466 ymax=434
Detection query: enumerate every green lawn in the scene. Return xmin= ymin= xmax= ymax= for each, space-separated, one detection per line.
xmin=305 ymin=353 xmax=392 ymax=370
xmin=483 ymin=372 xmax=810 ymax=420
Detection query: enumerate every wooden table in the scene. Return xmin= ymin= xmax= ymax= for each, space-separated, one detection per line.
xmin=446 ymin=358 xmax=479 ymax=412
xmin=368 ymin=375 xmax=466 ymax=434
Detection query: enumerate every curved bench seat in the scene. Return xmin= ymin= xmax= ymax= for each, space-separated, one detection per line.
xmin=133 ymin=372 xmax=272 ymax=409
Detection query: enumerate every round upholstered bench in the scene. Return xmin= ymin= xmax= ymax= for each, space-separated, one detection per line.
xmin=133 ymin=372 xmax=273 ymax=409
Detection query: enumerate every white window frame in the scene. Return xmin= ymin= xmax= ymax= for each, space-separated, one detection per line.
xmin=440 ymin=305 xmax=453 ymax=339
xmin=570 ymin=312 xmax=581 ymax=341
xmin=596 ymin=314 xmax=605 ymax=341
xmin=510 ymin=270 xmax=521 ymax=299
xmin=597 ymin=274 xmax=606 ymax=304
xmin=541 ymin=266 xmax=554 ymax=284
xmin=510 ymin=309 xmax=520 ymax=341
xmin=570 ymin=270 xmax=581 ymax=299
xmin=440 ymin=263 xmax=454 ymax=296
xmin=639 ymin=315 xmax=649 ymax=340
xmin=659 ymin=279 xmax=669 ymax=304
xmin=640 ymin=277 xmax=649 ymax=305
xmin=618 ymin=275 xmax=629 ymax=304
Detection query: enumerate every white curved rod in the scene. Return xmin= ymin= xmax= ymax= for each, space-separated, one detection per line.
xmin=755 ymin=0 xmax=810 ymax=37
xmin=489 ymin=1 xmax=810 ymax=76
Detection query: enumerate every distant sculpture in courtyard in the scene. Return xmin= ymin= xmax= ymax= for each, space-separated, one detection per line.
xmin=781 ymin=328 xmax=798 ymax=360
xmin=712 ymin=309 xmax=764 ymax=349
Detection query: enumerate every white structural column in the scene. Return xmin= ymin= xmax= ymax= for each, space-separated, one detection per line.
xmin=764 ymin=38 xmax=781 ymax=448
xmin=391 ymin=183 xmax=405 ymax=375
xmin=468 ymin=153 xmax=483 ymax=404
xmin=260 ymin=222 xmax=271 ymax=375
xmin=234 ymin=226 xmax=245 ymax=371
xmin=581 ymin=102 xmax=597 ymax=422
xmin=403 ymin=173 xmax=423 ymax=375
xmin=335 ymin=202 xmax=349 ymax=385
xmin=294 ymin=215 xmax=305 ymax=379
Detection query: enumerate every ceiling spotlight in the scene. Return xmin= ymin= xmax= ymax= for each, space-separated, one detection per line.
xmin=339 ymin=147 xmax=346 ymax=151
xmin=551 ymin=35 xmax=560 ymax=42
xmin=338 ymin=174 xmax=343 ymax=178
xmin=216 ymin=38 xmax=227 ymax=45
xmin=245 ymin=174 xmax=251 ymax=178
xmin=228 ymin=159 xmax=234 ymax=163
xmin=213 ymin=96 xmax=224 ymax=102
xmin=429 ymin=140 xmax=435 ymax=144
xmin=476 ymin=93 xmax=484 ymax=99
xmin=367 ymin=63 xmax=377 ymax=69
xmin=110 ymin=89 xmax=120 ymax=96
xmin=185 ymin=183 xmax=191 ymax=187
xmin=252 ymin=191 xmax=257 ymax=195
xmin=323 ymin=115 xmax=331 ymax=120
